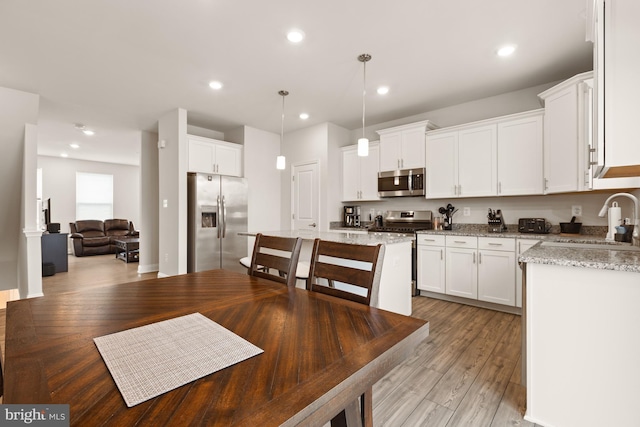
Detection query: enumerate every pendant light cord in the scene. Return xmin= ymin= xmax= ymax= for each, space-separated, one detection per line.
xmin=362 ymin=59 xmax=366 ymax=139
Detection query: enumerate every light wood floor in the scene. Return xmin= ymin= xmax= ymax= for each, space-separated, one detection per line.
xmin=0 ymin=255 xmax=539 ymax=426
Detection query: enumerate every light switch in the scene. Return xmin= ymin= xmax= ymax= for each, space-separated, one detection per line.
xmin=163 ymin=199 xmax=168 ymax=208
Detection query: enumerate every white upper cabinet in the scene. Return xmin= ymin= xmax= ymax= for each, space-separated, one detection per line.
xmin=187 ymin=135 xmax=243 ymax=177
xmin=457 ymin=124 xmax=497 ymax=198
xmin=342 ymin=142 xmax=380 ymax=201
xmin=589 ymin=0 xmax=640 ymax=178
xmin=497 ymin=110 xmax=544 ymax=196
xmin=539 ymin=75 xmax=584 ymax=193
xmin=376 ymin=120 xmax=437 ymax=171
xmin=539 ymin=71 xmax=640 ymax=191
xmin=426 ymin=131 xmax=458 ymax=198
xmin=427 ymin=110 xmax=545 ymax=199
xmin=426 ymin=125 xmax=497 ymax=199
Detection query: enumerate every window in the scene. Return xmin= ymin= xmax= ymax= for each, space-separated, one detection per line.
xmin=76 ymin=172 xmax=113 ymax=220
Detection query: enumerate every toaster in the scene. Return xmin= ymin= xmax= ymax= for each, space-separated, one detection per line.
xmin=518 ymin=218 xmax=549 ymax=234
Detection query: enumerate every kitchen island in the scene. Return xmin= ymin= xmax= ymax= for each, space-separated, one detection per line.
xmin=242 ymin=230 xmax=414 ymax=315
xmin=520 ymin=241 xmax=640 ymax=427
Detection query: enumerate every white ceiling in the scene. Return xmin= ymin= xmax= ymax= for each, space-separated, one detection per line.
xmin=0 ymin=0 xmax=593 ymax=166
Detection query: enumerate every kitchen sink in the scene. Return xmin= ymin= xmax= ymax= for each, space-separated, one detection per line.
xmin=539 ymin=241 xmax=640 ymax=251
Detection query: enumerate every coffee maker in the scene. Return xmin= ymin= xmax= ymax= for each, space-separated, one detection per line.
xmin=343 ymin=206 xmax=361 ymax=227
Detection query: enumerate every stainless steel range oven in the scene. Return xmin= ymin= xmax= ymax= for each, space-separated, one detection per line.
xmin=368 ymin=210 xmax=433 ymax=296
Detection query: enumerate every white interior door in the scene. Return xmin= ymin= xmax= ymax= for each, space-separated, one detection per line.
xmin=292 ymin=161 xmax=319 ymax=230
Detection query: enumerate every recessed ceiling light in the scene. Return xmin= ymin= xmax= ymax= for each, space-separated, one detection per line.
xmin=69 ymin=143 xmax=80 ymax=149
xmin=60 ymin=153 xmax=68 ymax=158
xmin=377 ymin=86 xmax=389 ymax=95
xmin=209 ymin=81 xmax=223 ymax=90
xmin=497 ymin=45 xmax=516 ymax=57
xmin=287 ymin=29 xmax=305 ymax=43
xmin=299 ymin=113 xmax=309 ymax=120
xmin=82 ymin=129 xmax=95 ymax=136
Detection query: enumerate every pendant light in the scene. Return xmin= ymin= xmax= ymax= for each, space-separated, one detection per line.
xmin=357 ymin=53 xmax=371 ymax=157
xmin=276 ymin=90 xmax=289 ymax=170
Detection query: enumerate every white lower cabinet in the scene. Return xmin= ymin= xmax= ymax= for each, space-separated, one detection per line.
xmin=418 ymin=234 xmax=518 ymax=310
xmin=417 ymin=234 xmax=445 ymax=293
xmin=445 ymin=236 xmax=478 ymax=299
xmin=477 ymin=237 xmax=516 ymax=306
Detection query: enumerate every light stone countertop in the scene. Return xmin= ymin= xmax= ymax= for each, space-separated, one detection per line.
xmin=416 ymin=228 xmax=640 ymax=273
xmin=240 ymin=230 xmax=414 ymax=245
xmin=518 ymin=241 xmax=640 ymax=273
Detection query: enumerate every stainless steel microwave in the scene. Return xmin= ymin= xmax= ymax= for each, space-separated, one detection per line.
xmin=378 ymin=168 xmax=426 ymax=197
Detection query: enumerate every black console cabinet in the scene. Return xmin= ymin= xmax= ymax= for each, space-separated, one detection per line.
xmin=41 ymin=233 xmax=69 ymax=273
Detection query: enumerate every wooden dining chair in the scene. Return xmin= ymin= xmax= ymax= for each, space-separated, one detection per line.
xmin=307 ymin=238 xmax=385 ymax=427
xmin=247 ymin=233 xmax=303 ymax=287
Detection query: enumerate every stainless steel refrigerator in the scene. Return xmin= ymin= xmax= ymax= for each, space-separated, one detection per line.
xmin=187 ymin=172 xmax=248 ymax=273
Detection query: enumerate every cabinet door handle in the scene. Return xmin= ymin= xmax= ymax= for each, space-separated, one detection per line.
xmin=488 ymin=243 xmax=502 ymax=246
xmin=478 ymin=252 xmax=482 ymax=264
xmin=498 ymin=182 xmax=502 ymax=194
xmin=458 ymin=185 xmax=462 ymax=195
xmin=454 ymin=240 xmax=467 ymax=244
xmin=424 ymin=238 xmax=436 ymax=242
xmin=544 ymin=178 xmax=549 ymax=191
xmin=440 ymin=249 xmax=443 ymax=260
xmin=473 ymin=252 xmax=476 ymax=263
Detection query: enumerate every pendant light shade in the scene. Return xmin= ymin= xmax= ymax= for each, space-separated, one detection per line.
xmin=357 ymin=53 xmax=371 ymax=157
xmin=276 ymin=90 xmax=289 ymax=170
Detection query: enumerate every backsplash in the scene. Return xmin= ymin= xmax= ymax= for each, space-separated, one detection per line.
xmin=341 ymin=191 xmax=640 ymax=227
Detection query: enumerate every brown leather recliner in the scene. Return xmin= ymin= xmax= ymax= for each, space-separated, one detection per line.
xmin=70 ymin=219 xmax=138 ymax=256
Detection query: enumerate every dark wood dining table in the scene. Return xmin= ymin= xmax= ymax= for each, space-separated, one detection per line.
xmin=4 ymin=269 xmax=429 ymax=426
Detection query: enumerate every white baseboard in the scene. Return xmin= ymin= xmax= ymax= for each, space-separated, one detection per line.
xmin=138 ymin=263 xmax=159 ymax=274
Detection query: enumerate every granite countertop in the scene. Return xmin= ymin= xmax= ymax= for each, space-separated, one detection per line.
xmin=520 ymin=241 xmax=640 ymax=273
xmin=240 ymin=230 xmax=414 ymax=245
xmin=415 ymin=224 xmax=640 ymax=272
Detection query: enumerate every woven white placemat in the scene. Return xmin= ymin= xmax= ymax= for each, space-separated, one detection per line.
xmin=94 ymin=312 xmax=263 ymax=407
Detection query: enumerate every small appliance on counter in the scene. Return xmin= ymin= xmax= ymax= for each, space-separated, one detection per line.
xmin=518 ymin=218 xmax=550 ymax=234
xmin=559 ymin=216 xmax=582 ymax=235
xmin=438 ymin=204 xmax=457 ymax=231
xmin=343 ymin=205 xmax=361 ymax=227
xmin=487 ymin=209 xmax=507 ymax=233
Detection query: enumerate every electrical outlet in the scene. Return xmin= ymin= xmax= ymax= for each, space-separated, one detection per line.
xmin=572 ymin=205 xmax=582 ymax=217
xmin=463 ymin=207 xmax=471 ymax=216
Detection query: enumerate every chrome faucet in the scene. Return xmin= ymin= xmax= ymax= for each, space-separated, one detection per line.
xmin=598 ymin=192 xmax=640 ymax=246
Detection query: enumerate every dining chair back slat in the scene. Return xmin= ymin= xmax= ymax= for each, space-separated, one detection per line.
xmin=248 ymin=233 xmax=303 ymax=287
xmin=308 ymin=239 xmax=384 ymax=307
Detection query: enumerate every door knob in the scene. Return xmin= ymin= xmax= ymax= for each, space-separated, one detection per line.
xmin=309 ymin=223 xmax=317 ymax=228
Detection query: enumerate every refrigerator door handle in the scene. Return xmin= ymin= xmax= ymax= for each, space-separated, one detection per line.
xmin=216 ymin=195 xmax=221 ymax=238
xmin=221 ymin=195 xmax=227 ymax=238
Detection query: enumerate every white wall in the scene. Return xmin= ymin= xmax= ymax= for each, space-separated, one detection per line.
xmin=327 ymin=123 xmax=351 ymax=223
xmin=0 ymin=87 xmax=39 ymax=292
xmin=138 ymin=130 xmax=159 ymax=273
xmin=158 ymin=108 xmax=188 ymax=277
xmin=352 ymin=81 xmax=560 ymax=142
xmin=37 ymin=155 xmax=141 ymax=244
xmin=227 ymin=125 xmax=281 ymax=255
